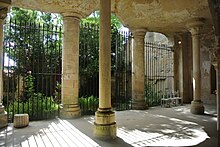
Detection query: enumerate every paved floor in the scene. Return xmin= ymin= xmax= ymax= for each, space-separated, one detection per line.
xmin=0 ymin=104 xmax=219 ymax=147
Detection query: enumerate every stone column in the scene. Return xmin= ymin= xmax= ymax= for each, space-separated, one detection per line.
xmin=93 ymin=0 xmax=117 ymax=140
xmin=174 ymin=34 xmax=183 ymax=98
xmin=59 ymin=15 xmax=81 ymax=118
xmin=131 ymin=29 xmax=147 ymax=110
xmin=0 ymin=7 xmax=8 ymax=128
xmin=187 ymin=18 xmax=205 ymax=114
xmin=215 ymin=36 xmax=220 ymax=131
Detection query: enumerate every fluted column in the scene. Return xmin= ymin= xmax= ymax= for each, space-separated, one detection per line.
xmin=60 ymin=15 xmax=81 ymax=118
xmin=187 ymin=18 xmax=205 ymax=114
xmin=93 ymin=0 xmax=117 ymax=140
xmin=0 ymin=7 xmax=9 ymax=128
xmin=131 ymin=29 xmax=147 ymax=110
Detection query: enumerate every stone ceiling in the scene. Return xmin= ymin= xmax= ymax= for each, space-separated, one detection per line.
xmin=11 ymin=0 xmax=213 ymax=35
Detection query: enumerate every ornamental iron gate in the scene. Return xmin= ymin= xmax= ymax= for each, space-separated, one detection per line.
xmin=3 ymin=17 xmax=132 ymax=121
xmin=79 ymin=24 xmax=132 ymax=114
xmin=3 ymin=18 xmax=62 ymax=122
xmin=145 ymin=42 xmax=174 ymax=107
xmin=3 ymin=15 xmax=174 ymax=121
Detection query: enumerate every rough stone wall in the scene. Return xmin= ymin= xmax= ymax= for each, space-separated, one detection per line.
xmin=200 ymin=30 xmax=216 ymax=104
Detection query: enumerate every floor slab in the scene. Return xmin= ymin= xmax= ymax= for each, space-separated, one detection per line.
xmin=0 ymin=104 xmax=218 ymax=147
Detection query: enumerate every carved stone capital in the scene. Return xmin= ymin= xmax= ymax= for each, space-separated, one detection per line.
xmin=0 ymin=7 xmax=8 ymax=20
xmin=62 ymin=12 xmax=84 ymax=19
xmin=131 ymin=28 xmax=147 ymax=39
xmin=215 ymin=36 xmax=220 ymax=59
xmin=187 ymin=17 xmax=205 ymax=36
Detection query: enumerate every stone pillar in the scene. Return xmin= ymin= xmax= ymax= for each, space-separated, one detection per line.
xmin=187 ymin=18 xmax=205 ymax=114
xmin=174 ymin=34 xmax=183 ymax=98
xmin=93 ymin=0 xmax=117 ymax=140
xmin=0 ymin=7 xmax=8 ymax=128
xmin=59 ymin=15 xmax=81 ymax=118
xmin=174 ymin=33 xmax=193 ymax=103
xmin=215 ymin=36 xmax=220 ymax=131
xmin=131 ymin=28 xmax=147 ymax=110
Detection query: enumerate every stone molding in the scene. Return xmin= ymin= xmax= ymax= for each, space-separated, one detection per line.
xmin=13 ymin=0 xmax=98 ymax=19
xmin=131 ymin=28 xmax=147 ymax=38
xmin=187 ymin=18 xmax=205 ymax=36
xmin=0 ymin=7 xmax=8 ymax=20
xmin=62 ymin=12 xmax=83 ymax=19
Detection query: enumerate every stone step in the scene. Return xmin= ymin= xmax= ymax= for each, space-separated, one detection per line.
xmin=14 ymin=114 xmax=29 ymax=128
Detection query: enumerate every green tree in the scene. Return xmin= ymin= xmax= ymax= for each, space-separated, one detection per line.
xmin=4 ymin=7 xmax=63 ymax=96
xmin=4 ymin=8 xmax=124 ymax=98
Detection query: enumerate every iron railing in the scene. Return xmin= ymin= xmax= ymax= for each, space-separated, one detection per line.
xmin=3 ymin=18 xmax=62 ymax=122
xmin=145 ymin=42 xmax=174 ymax=107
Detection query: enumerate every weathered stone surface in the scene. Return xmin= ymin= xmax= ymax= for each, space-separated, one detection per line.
xmin=0 ymin=110 xmax=7 ymax=128
xmin=14 ymin=114 xmax=29 ymax=128
xmin=12 ymin=0 xmax=99 ymax=18
xmin=94 ymin=111 xmax=117 ymax=140
xmin=12 ymin=0 xmax=212 ymax=35
xmin=190 ymin=100 xmax=204 ymax=114
xmin=59 ymin=104 xmax=81 ymax=118
xmin=93 ymin=122 xmax=117 ymax=140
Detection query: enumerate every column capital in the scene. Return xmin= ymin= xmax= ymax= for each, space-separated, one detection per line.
xmin=186 ymin=18 xmax=205 ymax=36
xmin=131 ymin=28 xmax=147 ymax=38
xmin=0 ymin=7 xmax=8 ymax=20
xmin=215 ymin=35 xmax=220 ymax=59
xmin=62 ymin=12 xmax=84 ymax=20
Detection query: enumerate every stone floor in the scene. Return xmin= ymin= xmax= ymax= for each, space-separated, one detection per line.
xmin=0 ymin=104 xmax=219 ymax=147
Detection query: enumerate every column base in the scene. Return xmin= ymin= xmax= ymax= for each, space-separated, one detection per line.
xmin=59 ymin=104 xmax=81 ymax=118
xmin=190 ymin=100 xmax=204 ymax=114
xmin=0 ymin=104 xmax=8 ymax=128
xmin=93 ymin=110 xmax=117 ymax=140
xmin=132 ymin=99 xmax=148 ymax=110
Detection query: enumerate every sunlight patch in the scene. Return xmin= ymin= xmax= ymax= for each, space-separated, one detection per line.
xmin=20 ymin=119 xmax=100 ymax=147
xmin=117 ymin=122 xmax=209 ymax=146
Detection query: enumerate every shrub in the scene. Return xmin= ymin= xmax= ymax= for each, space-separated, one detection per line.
xmin=8 ymin=93 xmax=59 ymax=120
xmin=79 ymin=95 xmax=99 ymax=115
xmin=145 ymin=82 xmax=163 ymax=107
xmin=8 ymin=75 xmax=59 ymax=121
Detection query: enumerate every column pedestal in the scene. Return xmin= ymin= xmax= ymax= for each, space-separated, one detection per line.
xmin=190 ymin=100 xmax=204 ymax=114
xmin=59 ymin=104 xmax=81 ymax=118
xmin=94 ymin=110 xmax=117 ymax=140
xmin=0 ymin=103 xmax=7 ymax=128
xmin=132 ymin=99 xmax=147 ymax=110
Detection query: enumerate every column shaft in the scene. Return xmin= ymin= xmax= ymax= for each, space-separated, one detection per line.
xmin=192 ymin=33 xmax=201 ymax=101
xmin=216 ymin=36 xmax=220 ymax=131
xmin=93 ymin=0 xmax=117 ymax=140
xmin=99 ymin=0 xmax=111 ymax=109
xmin=131 ymin=29 xmax=147 ymax=110
xmin=60 ymin=16 xmax=80 ymax=118
xmin=0 ymin=18 xmax=4 ymax=104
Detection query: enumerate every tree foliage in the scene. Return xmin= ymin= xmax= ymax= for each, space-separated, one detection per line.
xmin=4 ymin=7 xmax=123 ymax=97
